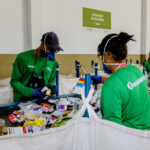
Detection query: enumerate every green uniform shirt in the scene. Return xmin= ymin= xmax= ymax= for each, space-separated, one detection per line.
xmin=145 ymin=60 xmax=150 ymax=73
xmin=101 ymin=65 xmax=150 ymax=130
xmin=10 ymin=50 xmax=57 ymax=102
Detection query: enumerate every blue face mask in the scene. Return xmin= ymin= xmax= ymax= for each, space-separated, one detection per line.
xmin=102 ymin=62 xmax=112 ymax=74
xmin=45 ymin=52 xmax=55 ymax=61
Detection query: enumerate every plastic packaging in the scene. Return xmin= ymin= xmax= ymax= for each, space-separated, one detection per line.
xmin=0 ymin=119 xmax=5 ymax=126
xmin=57 ymin=104 xmax=67 ymax=110
xmin=58 ymin=98 xmax=70 ymax=105
xmin=52 ymin=110 xmax=64 ymax=117
xmin=0 ymin=119 xmax=7 ymax=136
xmin=7 ymin=127 xmax=28 ymax=135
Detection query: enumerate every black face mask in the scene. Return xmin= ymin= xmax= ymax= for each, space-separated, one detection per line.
xmin=41 ymin=49 xmax=46 ymax=57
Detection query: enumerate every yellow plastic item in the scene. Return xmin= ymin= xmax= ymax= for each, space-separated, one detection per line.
xmin=46 ymin=89 xmax=51 ymax=96
xmin=24 ymin=118 xmax=46 ymax=127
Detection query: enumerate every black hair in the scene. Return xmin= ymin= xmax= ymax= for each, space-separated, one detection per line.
xmin=97 ymin=32 xmax=135 ymax=61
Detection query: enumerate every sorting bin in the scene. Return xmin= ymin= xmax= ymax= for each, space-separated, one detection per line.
xmin=0 ymin=93 xmax=81 ymax=127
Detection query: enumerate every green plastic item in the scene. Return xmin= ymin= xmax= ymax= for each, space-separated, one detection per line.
xmin=52 ymin=116 xmax=72 ymax=127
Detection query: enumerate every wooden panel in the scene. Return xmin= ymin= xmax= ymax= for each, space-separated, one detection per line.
xmin=0 ymin=54 xmax=146 ymax=79
xmin=0 ymin=54 xmax=16 ymax=79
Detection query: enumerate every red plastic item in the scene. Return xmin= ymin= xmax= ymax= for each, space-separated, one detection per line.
xmin=9 ymin=114 xmax=18 ymax=123
xmin=40 ymin=103 xmax=51 ymax=107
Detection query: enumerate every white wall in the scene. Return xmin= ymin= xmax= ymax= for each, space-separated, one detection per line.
xmin=0 ymin=0 xmax=143 ymax=54
xmin=146 ymin=0 xmax=150 ymax=54
xmin=0 ymin=0 xmax=24 ymax=53
xmin=41 ymin=0 xmax=141 ymax=54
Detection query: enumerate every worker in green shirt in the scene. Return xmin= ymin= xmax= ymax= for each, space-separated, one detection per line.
xmin=10 ymin=32 xmax=63 ymax=102
xmin=145 ymin=53 xmax=150 ymax=74
xmin=91 ymin=32 xmax=150 ymax=130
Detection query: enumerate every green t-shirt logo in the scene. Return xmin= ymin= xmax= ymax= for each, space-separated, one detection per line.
xmin=127 ymin=76 xmax=146 ymax=90
xmin=127 ymin=82 xmax=133 ymax=90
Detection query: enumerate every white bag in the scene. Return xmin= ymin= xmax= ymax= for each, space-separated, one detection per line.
xmin=0 ymin=78 xmax=13 ymax=104
xmin=0 ymin=75 xmax=79 ymax=103
xmin=1 ymin=86 xmax=150 ymax=150
xmin=0 ymin=86 xmax=94 ymax=150
xmin=76 ymin=88 xmax=150 ymax=150
xmin=59 ymin=75 xmax=79 ymax=95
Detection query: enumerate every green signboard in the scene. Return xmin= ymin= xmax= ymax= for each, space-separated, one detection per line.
xmin=83 ymin=7 xmax=111 ymax=29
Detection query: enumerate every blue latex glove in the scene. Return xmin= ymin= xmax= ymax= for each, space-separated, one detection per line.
xmin=91 ymin=75 xmax=102 ymax=84
xmin=45 ymin=52 xmax=55 ymax=61
xmin=33 ymin=88 xmax=45 ymax=98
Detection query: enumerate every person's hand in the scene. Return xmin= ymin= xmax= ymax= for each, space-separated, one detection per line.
xmin=91 ymin=75 xmax=108 ymax=84
xmin=91 ymin=75 xmax=102 ymax=84
xmin=32 ymin=88 xmax=45 ymax=98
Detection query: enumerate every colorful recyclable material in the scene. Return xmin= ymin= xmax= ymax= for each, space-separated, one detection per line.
xmin=13 ymin=110 xmax=24 ymax=116
xmin=23 ymin=117 xmax=46 ymax=127
xmin=27 ymin=124 xmax=42 ymax=133
xmin=67 ymin=97 xmax=81 ymax=104
xmin=9 ymin=114 xmax=24 ymax=124
xmin=24 ymin=111 xmax=39 ymax=120
xmin=58 ymin=98 xmax=70 ymax=105
xmin=7 ymin=127 xmax=28 ymax=135
xmin=26 ymin=104 xmax=41 ymax=111
xmin=51 ymin=116 xmax=72 ymax=128
xmin=40 ymin=103 xmax=52 ymax=107
xmin=33 ymin=107 xmax=41 ymax=111
xmin=57 ymin=104 xmax=67 ymax=111
xmin=52 ymin=110 xmax=64 ymax=117
xmin=46 ymin=116 xmax=57 ymax=126
xmin=76 ymin=77 xmax=85 ymax=88
xmin=41 ymin=107 xmax=54 ymax=113
xmin=5 ymin=96 xmax=82 ymax=136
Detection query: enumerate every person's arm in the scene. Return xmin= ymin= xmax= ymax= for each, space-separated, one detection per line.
xmin=101 ymin=83 xmax=122 ymax=124
xmin=10 ymin=54 xmax=33 ymax=98
xmin=45 ymin=61 xmax=57 ymax=96
xmin=47 ymin=61 xmax=57 ymax=86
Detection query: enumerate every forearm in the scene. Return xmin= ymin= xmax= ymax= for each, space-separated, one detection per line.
xmin=102 ymin=114 xmax=122 ymax=124
xmin=47 ymin=63 xmax=56 ymax=86
xmin=10 ymin=79 xmax=33 ymax=97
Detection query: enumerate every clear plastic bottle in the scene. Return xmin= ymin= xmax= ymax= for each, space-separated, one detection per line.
xmin=0 ymin=119 xmax=5 ymax=126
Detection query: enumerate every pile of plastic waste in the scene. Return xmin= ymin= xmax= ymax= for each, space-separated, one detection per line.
xmin=0 ymin=97 xmax=82 ymax=135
